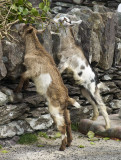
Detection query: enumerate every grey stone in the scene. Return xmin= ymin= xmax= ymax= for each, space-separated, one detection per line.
xmin=109 ymin=100 xmax=121 ymax=109
xmin=0 ymin=120 xmax=33 ymax=138
xmin=1 ymin=39 xmax=25 ymax=79
xmin=24 ymin=93 xmax=45 ymax=107
xmin=103 ymin=94 xmax=113 ymax=103
xmin=114 ymin=39 xmax=121 ymax=65
xmin=25 ymin=114 xmax=53 ymax=130
xmin=102 ymin=74 xmax=112 ymax=80
xmin=119 ymin=108 xmax=121 ymax=118
xmin=0 ymin=91 xmax=8 ymax=106
xmin=98 ymin=12 xmax=116 ymax=70
xmin=0 ymin=104 xmax=30 ymax=125
xmin=1 ymin=87 xmax=23 ymax=103
xmin=0 ymin=40 xmax=7 ymax=80
xmin=30 ymin=107 xmax=49 ymax=117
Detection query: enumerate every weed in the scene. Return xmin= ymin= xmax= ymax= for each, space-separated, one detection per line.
xmin=38 ymin=132 xmax=49 ymax=139
xmin=71 ymin=123 xmax=79 ymax=131
xmin=18 ymin=133 xmax=38 ymax=144
xmin=0 ymin=145 xmax=2 ymax=149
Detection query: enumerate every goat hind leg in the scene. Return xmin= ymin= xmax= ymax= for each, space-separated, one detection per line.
xmin=49 ymin=106 xmax=67 ymax=151
xmin=95 ymin=90 xmax=110 ymax=129
xmin=81 ymin=88 xmax=99 ymax=121
xmin=64 ymin=109 xmax=73 ymax=147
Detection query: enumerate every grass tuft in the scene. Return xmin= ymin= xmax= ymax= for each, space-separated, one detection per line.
xmin=18 ymin=133 xmax=38 ymax=144
xmin=0 ymin=145 xmax=2 ymax=149
xmin=38 ymin=132 xmax=49 ymax=139
xmin=71 ymin=123 xmax=79 ymax=131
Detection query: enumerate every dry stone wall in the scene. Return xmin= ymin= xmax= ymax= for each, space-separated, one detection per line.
xmin=0 ymin=2 xmax=121 ymax=138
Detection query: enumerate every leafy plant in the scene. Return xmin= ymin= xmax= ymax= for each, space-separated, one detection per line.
xmin=39 ymin=0 xmax=50 ymax=19
xmin=37 ymin=144 xmax=44 ymax=147
xmin=0 ymin=0 xmax=50 ymax=40
xmin=54 ymin=132 xmax=61 ymax=139
xmin=38 ymin=132 xmax=49 ymax=139
xmin=88 ymin=138 xmax=99 ymax=141
xmin=1 ymin=150 xmax=9 ymax=153
xmin=87 ymin=131 xmax=99 ymax=143
xmin=90 ymin=142 xmax=95 ymax=145
xmin=87 ymin=131 xmax=95 ymax=139
xmin=79 ymin=145 xmax=85 ymax=148
xmin=18 ymin=133 xmax=38 ymax=144
xmin=103 ymin=137 xmax=110 ymax=141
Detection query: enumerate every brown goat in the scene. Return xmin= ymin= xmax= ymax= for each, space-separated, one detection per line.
xmin=15 ymin=24 xmax=81 ymax=151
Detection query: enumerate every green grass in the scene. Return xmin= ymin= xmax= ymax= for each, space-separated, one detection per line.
xmin=0 ymin=145 xmax=2 ymax=149
xmin=18 ymin=133 xmax=38 ymax=144
xmin=71 ymin=123 xmax=79 ymax=131
xmin=1 ymin=150 xmax=9 ymax=153
xmin=38 ymin=132 xmax=49 ymax=139
xmin=37 ymin=144 xmax=44 ymax=147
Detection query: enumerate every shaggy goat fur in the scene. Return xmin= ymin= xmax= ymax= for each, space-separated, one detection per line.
xmin=15 ymin=24 xmax=81 ymax=151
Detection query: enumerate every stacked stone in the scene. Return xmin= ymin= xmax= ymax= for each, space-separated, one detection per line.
xmin=51 ymin=0 xmax=121 ymax=13
xmin=1 ymin=3 xmax=121 ymax=138
xmin=0 ymin=85 xmax=53 ymax=139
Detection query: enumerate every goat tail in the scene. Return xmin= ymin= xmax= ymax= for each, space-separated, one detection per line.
xmin=68 ymin=97 xmax=82 ymax=109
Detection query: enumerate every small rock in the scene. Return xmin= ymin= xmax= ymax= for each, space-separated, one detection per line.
xmin=110 ymin=100 xmax=121 ymax=109
xmin=0 ymin=91 xmax=8 ymax=106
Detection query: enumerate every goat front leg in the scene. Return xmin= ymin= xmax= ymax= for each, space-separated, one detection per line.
xmin=23 ymin=79 xmax=29 ymax=90
xmin=58 ymin=63 xmax=68 ymax=74
xmin=14 ymin=71 xmax=31 ymax=93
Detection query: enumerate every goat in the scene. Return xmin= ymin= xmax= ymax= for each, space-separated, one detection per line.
xmin=15 ymin=24 xmax=81 ymax=151
xmin=52 ymin=16 xmax=111 ymax=129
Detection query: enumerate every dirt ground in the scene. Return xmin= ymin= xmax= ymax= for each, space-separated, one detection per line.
xmin=0 ymin=130 xmax=121 ymax=160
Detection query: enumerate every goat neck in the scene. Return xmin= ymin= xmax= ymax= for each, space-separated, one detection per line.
xmin=25 ymin=31 xmax=42 ymax=55
xmin=60 ymin=27 xmax=75 ymax=50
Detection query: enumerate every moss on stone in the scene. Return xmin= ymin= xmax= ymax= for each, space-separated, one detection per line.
xmin=18 ymin=133 xmax=38 ymax=144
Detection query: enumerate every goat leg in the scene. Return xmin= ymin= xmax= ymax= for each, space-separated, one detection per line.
xmin=23 ymin=79 xmax=29 ymax=90
xmin=14 ymin=71 xmax=30 ymax=93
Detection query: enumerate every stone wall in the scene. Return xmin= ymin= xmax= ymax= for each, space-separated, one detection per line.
xmin=0 ymin=3 xmax=121 ymax=138
xmin=52 ymin=0 xmax=121 ymax=9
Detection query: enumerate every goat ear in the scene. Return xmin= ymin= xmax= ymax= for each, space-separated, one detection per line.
xmin=37 ymin=29 xmax=45 ymax=34
xmin=26 ymin=28 xmax=33 ymax=34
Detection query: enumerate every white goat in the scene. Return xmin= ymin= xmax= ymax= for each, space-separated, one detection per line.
xmin=52 ymin=16 xmax=111 ymax=129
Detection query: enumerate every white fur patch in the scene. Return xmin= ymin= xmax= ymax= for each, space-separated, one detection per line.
xmin=62 ymin=133 xmax=67 ymax=140
xmin=73 ymin=101 xmax=81 ymax=108
xmin=49 ymin=105 xmax=64 ymax=128
xmin=33 ymin=73 xmax=52 ymax=95
xmin=117 ymin=4 xmax=121 ymax=12
xmin=68 ymin=56 xmax=96 ymax=95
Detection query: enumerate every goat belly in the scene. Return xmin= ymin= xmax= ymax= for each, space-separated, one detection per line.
xmin=33 ymin=73 xmax=52 ymax=95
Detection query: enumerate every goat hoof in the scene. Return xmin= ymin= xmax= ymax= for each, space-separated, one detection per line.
xmin=90 ymin=116 xmax=98 ymax=121
xmin=66 ymin=139 xmax=72 ymax=147
xmin=105 ymin=126 xmax=110 ymax=130
xmin=66 ymin=143 xmax=71 ymax=147
xmin=59 ymin=146 xmax=66 ymax=151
